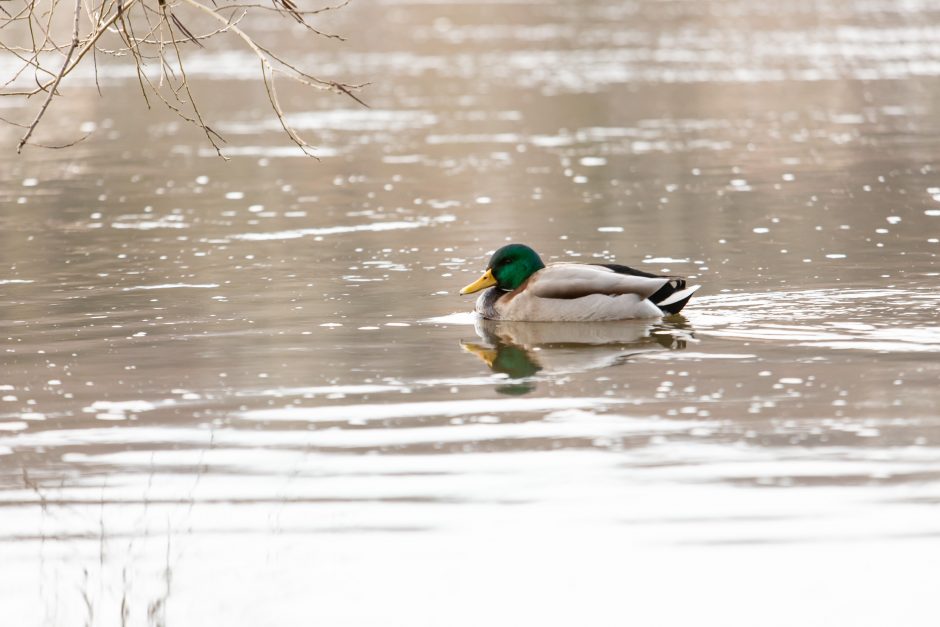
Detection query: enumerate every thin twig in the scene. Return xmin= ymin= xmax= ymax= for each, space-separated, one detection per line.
xmin=118 ymin=1 xmax=153 ymax=108
xmin=17 ymin=0 xmax=82 ymax=152
xmin=32 ymin=133 xmax=91 ymax=148
xmin=164 ymin=5 xmax=226 ymax=157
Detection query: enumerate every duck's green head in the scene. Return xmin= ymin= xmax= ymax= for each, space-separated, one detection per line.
xmin=460 ymin=244 xmax=546 ymax=294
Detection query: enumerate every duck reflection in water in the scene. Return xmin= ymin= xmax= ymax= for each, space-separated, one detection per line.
xmin=461 ymin=317 xmax=692 ymax=395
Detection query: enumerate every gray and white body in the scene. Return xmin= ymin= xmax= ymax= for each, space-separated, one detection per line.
xmin=474 ymin=263 xmax=700 ymax=322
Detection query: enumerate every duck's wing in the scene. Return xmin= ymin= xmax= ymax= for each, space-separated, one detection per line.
xmin=591 ymin=262 xmax=691 ymax=309
xmin=527 ymin=263 xmax=670 ymax=300
xmin=528 ymin=263 xmax=700 ymax=314
xmin=591 ymin=263 xmax=701 ymax=314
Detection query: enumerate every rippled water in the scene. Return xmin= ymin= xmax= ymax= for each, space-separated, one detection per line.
xmin=3 ymin=0 xmax=940 ymax=625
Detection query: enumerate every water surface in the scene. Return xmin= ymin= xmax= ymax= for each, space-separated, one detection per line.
xmin=2 ymin=0 xmax=940 ymax=625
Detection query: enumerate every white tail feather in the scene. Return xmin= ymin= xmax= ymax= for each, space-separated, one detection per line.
xmin=657 ymin=284 xmax=701 ymax=307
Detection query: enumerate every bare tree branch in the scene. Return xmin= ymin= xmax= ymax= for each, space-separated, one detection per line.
xmin=1 ymin=0 xmax=365 ymax=157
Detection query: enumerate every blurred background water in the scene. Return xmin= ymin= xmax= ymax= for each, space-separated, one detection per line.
xmin=2 ymin=0 xmax=940 ymax=625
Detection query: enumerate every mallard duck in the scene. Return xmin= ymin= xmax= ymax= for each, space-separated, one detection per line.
xmin=459 ymin=243 xmax=700 ymax=321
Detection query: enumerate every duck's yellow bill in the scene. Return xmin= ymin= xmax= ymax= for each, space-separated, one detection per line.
xmin=459 ymin=269 xmax=497 ymax=295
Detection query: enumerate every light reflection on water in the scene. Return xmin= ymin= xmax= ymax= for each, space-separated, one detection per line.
xmin=3 ymin=0 xmax=940 ymax=624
